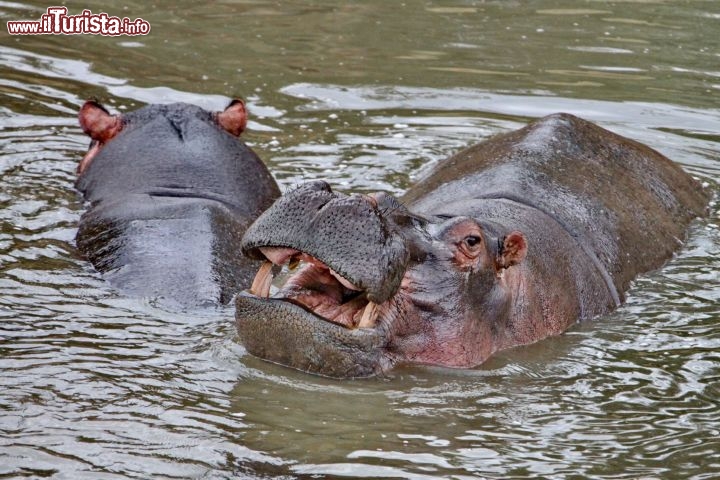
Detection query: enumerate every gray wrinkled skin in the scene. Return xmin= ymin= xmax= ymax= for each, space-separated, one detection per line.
xmin=76 ymin=102 xmax=280 ymax=309
xmin=242 ymin=181 xmax=410 ymax=303
xmin=236 ymin=294 xmax=390 ymax=377
xmin=236 ymin=113 xmax=709 ymax=377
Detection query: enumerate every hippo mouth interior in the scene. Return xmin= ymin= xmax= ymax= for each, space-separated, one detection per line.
xmin=248 ymin=246 xmax=380 ymax=330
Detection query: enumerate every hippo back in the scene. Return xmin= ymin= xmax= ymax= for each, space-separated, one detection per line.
xmin=77 ymin=196 xmax=257 ymax=308
xmin=404 ymin=113 xmax=709 ymax=298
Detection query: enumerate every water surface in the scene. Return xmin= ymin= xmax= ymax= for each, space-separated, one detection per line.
xmin=1 ymin=1 xmax=719 ymax=478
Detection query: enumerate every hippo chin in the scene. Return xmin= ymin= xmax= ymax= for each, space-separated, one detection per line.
xmin=235 ymin=113 xmax=709 ymax=378
xmin=76 ymin=100 xmax=280 ymax=309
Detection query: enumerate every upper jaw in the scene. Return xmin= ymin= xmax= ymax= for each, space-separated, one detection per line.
xmin=240 ymin=181 xmax=410 ymax=304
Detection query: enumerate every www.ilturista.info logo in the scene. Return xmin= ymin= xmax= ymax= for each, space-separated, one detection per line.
xmin=7 ymin=6 xmax=151 ymax=36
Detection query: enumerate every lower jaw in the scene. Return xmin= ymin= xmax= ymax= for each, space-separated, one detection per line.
xmin=234 ymin=294 xmax=391 ymax=378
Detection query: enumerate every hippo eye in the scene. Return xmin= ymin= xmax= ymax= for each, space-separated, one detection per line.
xmin=455 ymin=234 xmax=484 ymax=264
xmin=464 ymin=235 xmax=481 ymax=248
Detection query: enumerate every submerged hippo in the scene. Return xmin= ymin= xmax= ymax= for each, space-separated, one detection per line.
xmin=76 ymin=100 xmax=280 ymax=308
xmin=236 ymin=113 xmax=709 ymax=377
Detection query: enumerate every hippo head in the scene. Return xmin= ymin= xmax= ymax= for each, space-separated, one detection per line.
xmin=77 ymin=99 xmax=247 ymax=176
xmin=74 ymin=99 xmax=281 ymax=220
xmin=236 ymin=181 xmax=527 ymax=378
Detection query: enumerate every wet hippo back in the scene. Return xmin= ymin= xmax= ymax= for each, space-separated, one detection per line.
xmin=77 ymin=196 xmax=255 ymax=307
xmin=76 ymin=101 xmax=280 ymax=309
xmin=403 ymin=113 xmax=708 ymax=301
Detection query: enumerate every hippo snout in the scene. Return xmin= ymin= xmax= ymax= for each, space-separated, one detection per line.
xmin=241 ymin=182 xmax=410 ymax=304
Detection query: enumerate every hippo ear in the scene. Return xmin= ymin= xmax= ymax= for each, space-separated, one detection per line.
xmin=78 ymin=100 xmax=122 ymax=143
xmin=497 ymin=231 xmax=527 ymax=269
xmin=216 ymin=99 xmax=248 ymax=136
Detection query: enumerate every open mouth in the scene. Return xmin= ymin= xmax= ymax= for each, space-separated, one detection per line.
xmin=248 ymin=246 xmax=380 ymax=330
xmin=233 ymin=181 xmax=408 ymax=377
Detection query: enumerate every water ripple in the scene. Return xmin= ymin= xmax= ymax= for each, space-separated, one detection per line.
xmin=1 ymin=3 xmax=719 ymax=476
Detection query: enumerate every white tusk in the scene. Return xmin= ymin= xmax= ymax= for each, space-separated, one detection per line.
xmin=357 ymin=301 xmax=378 ymax=329
xmin=250 ymin=261 xmax=273 ymax=298
xmin=259 ymin=246 xmax=299 ymax=266
xmin=330 ymin=268 xmax=361 ymax=291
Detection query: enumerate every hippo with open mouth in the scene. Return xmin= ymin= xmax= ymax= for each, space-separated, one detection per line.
xmin=76 ymin=100 xmax=279 ymax=308
xmin=235 ymin=113 xmax=709 ymax=377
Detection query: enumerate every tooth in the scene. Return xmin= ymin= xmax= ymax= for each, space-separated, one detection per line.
xmin=259 ymin=247 xmax=298 ymax=266
xmin=358 ymin=302 xmax=378 ymax=329
xmin=288 ymin=256 xmax=300 ymax=270
xmin=250 ymin=261 xmax=273 ymax=298
xmin=330 ymin=268 xmax=361 ymax=291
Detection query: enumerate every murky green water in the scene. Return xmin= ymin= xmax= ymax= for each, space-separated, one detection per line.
xmin=1 ymin=1 xmax=719 ymax=478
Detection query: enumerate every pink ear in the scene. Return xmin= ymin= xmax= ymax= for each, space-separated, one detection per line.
xmin=216 ymin=99 xmax=248 ymax=136
xmin=497 ymin=231 xmax=527 ymax=269
xmin=78 ymin=101 xmax=122 ymax=142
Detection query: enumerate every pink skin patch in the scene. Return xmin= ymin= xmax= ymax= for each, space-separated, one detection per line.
xmin=78 ymin=101 xmax=122 ymax=143
xmin=77 ymin=100 xmax=123 ymax=175
xmin=77 ymin=142 xmax=101 ymax=175
xmin=215 ymin=100 xmax=247 ymax=137
xmin=253 ymin=246 xmax=371 ymax=328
